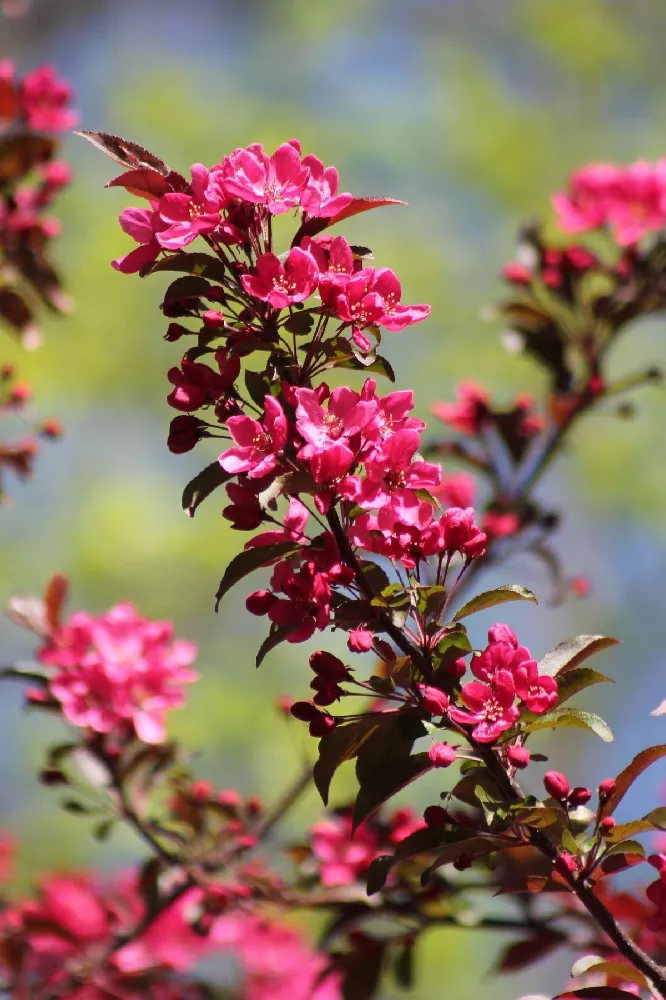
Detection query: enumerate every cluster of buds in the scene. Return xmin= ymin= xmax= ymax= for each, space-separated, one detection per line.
xmin=0 ymin=363 xmax=61 ymax=503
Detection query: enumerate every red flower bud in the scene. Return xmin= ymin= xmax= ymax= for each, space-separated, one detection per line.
xmin=218 ymin=789 xmax=242 ymax=808
xmin=453 ymin=852 xmax=473 ymax=871
xmin=203 ymin=309 xmax=224 ymax=329
xmin=310 ymin=677 xmax=341 ymax=707
xmin=507 ymin=745 xmax=530 ymax=769
xmin=289 ymin=701 xmax=320 ymax=722
xmin=600 ymin=816 xmax=616 ymax=836
xmin=421 ymin=686 xmax=450 ymax=716
xmin=555 ymin=851 xmax=577 ymax=876
xmin=309 ymin=714 xmax=336 ymax=738
xmin=598 ymin=778 xmax=616 ymax=803
xmin=428 ymin=742 xmax=456 ymax=768
xmin=191 ymin=780 xmax=212 ymax=801
xmin=544 ymin=770 xmax=570 ymax=802
xmin=40 ymin=418 xmax=63 ymax=439
xmin=423 ymin=805 xmax=450 ymax=828
xmin=309 ymin=650 xmax=347 ymax=682
xmin=245 ymin=590 xmax=276 ymax=616
xmin=569 ymin=786 xmax=592 ymax=806
xmin=164 ymin=322 xmax=188 ymax=342
xmin=167 ymin=414 xmax=207 ymax=454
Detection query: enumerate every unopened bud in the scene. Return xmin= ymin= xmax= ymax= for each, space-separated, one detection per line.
xmin=428 ymin=742 xmax=456 ymax=768
xmin=309 ymin=650 xmax=346 ymax=682
xmin=544 ymin=770 xmax=570 ymax=802
xmin=423 ymin=805 xmax=450 ymax=828
xmin=600 ymin=816 xmax=616 ymax=836
xmin=598 ymin=778 xmax=616 ymax=804
xmin=289 ymin=701 xmax=320 ymax=722
xmin=421 ymin=686 xmax=450 ymax=716
xmin=507 ymin=745 xmax=530 ymax=769
xmin=569 ymin=786 xmax=592 ymax=806
xmin=308 ymin=714 xmax=336 ymax=738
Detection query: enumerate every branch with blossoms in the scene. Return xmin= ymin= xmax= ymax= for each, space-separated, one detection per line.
xmin=3 ymin=135 xmax=666 ymax=1000
xmin=0 ymin=61 xmax=76 ymax=346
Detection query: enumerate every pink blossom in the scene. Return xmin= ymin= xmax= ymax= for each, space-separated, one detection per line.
xmin=331 ymin=269 xmax=385 ymax=349
xmin=38 ymin=603 xmax=198 ymax=744
xmin=300 ymin=153 xmax=353 ymax=218
xmin=219 ymin=396 xmax=287 ymax=479
xmin=371 ymin=267 xmax=431 ymax=332
xmin=440 ymin=507 xmax=487 ymax=558
xmin=19 ymin=65 xmax=78 ymax=131
xmin=449 ymin=671 xmax=520 ymax=743
xmin=219 ymin=141 xmax=309 ymax=215
xmin=307 ymin=235 xmax=357 ymax=303
xmin=483 ymin=510 xmax=520 ymax=539
xmin=245 ymin=497 xmax=308 ymax=549
xmin=513 ymin=658 xmax=558 ymax=714
xmin=311 ymin=813 xmax=379 ymax=886
xmin=156 ymin=164 xmax=224 ymax=249
xmin=553 ymin=159 xmax=666 ymax=246
xmin=348 ymin=429 xmax=441 ymax=509
xmin=112 ymin=204 xmax=167 ymax=274
xmin=432 ymin=471 xmax=477 ymax=510
xmin=430 ymin=381 xmax=489 ymax=435
xmin=351 ymin=494 xmax=442 ymax=569
xmin=167 ymin=351 xmax=239 ymax=412
xmin=360 ymin=378 xmax=425 ymax=443
xmin=294 ymin=385 xmax=376 ymax=477
xmin=242 ymin=248 xmax=319 ymax=309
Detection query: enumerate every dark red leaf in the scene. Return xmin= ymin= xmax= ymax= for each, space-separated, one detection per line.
xmin=105 ymin=168 xmax=173 ymax=201
xmin=496 ymin=929 xmax=566 ymax=972
xmin=600 ymin=744 xmax=666 ymax=818
xmin=44 ymin=574 xmax=69 ymax=635
xmin=75 ymin=130 xmax=170 ymax=175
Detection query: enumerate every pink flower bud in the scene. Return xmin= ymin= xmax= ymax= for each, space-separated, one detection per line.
xmin=421 ymin=686 xmax=450 ymax=716
xmin=203 ymin=309 xmax=224 ymax=328
xmin=507 ymin=745 xmax=530 ymax=769
xmin=423 ymin=805 xmax=450 ymax=828
xmin=555 ymin=851 xmax=577 ymax=876
xmin=245 ymin=590 xmax=276 ymax=616
xmin=218 ymin=789 xmax=242 ymax=808
xmin=309 ymin=714 xmax=336 ymax=737
xmin=487 ymin=623 xmax=518 ymax=647
xmin=446 ymin=657 xmax=467 ymax=682
xmin=289 ymin=701 xmax=320 ymax=722
xmin=40 ymin=418 xmax=63 ymax=439
xmin=309 ymin=650 xmax=347 ymax=681
xmin=569 ymin=786 xmax=592 ymax=806
xmin=600 ymin=816 xmax=616 ymax=836
xmin=348 ymin=627 xmax=374 ymax=652
xmin=191 ymin=780 xmax=212 ymax=801
xmin=544 ymin=770 xmax=570 ymax=802
xmin=428 ymin=742 xmax=456 ymax=767
xmin=598 ymin=778 xmax=616 ymax=803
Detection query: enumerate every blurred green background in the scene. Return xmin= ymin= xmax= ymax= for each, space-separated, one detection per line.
xmin=2 ymin=1 xmax=666 ymax=996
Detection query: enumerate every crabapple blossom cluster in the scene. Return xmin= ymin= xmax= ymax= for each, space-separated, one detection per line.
xmin=3 ymin=129 xmax=666 ymax=999
xmin=35 ymin=601 xmax=198 ymax=744
xmin=0 ymin=62 xmax=76 ymax=344
xmin=0 ymin=363 xmax=61 ymax=503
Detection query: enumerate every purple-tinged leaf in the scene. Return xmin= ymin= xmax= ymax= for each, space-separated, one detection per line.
xmin=521 ymin=706 xmax=613 ymax=743
xmin=76 ymin=130 xmax=170 ymax=175
xmin=182 ymin=463 xmax=232 ymax=518
xmin=600 ymin=744 xmax=666 ymax=818
xmin=214 ymin=540 xmax=301 ymax=610
xmin=451 ymin=584 xmax=537 ymax=622
xmin=496 ymin=929 xmax=565 ymax=973
xmin=538 ymin=635 xmax=620 ymax=678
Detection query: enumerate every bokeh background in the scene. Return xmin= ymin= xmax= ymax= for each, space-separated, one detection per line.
xmin=2 ymin=1 xmax=666 ymax=996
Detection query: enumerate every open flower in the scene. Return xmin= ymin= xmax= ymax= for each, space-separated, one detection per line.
xmin=449 ymin=671 xmax=520 ymax=743
xmin=219 ymin=396 xmax=287 ymax=479
xmin=242 ymin=248 xmax=319 ymax=309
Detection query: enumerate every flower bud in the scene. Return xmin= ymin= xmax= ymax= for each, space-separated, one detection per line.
xmin=423 ymin=805 xmax=450 ymax=828
xmin=245 ymin=590 xmax=276 ymax=616
xmin=446 ymin=657 xmax=467 ymax=682
xmin=40 ymin=418 xmax=63 ymax=439
xmin=428 ymin=742 xmax=456 ymax=768
xmin=599 ymin=816 xmax=616 ymax=836
xmin=598 ymin=778 xmax=616 ymax=804
xmin=309 ymin=714 xmax=336 ymax=738
xmin=421 ymin=686 xmax=450 ymax=716
xmin=544 ymin=770 xmax=570 ymax=802
xmin=167 ymin=414 xmax=206 ymax=454
xmin=289 ymin=701 xmax=320 ymax=722
xmin=507 ymin=745 xmax=530 ymax=769
xmin=347 ymin=628 xmax=373 ymax=652
xmin=555 ymin=850 xmax=577 ymax=876
xmin=569 ymin=786 xmax=592 ymax=806
xmin=203 ymin=309 xmax=224 ymax=329
xmin=164 ymin=322 xmax=188 ymax=342
xmin=453 ymin=852 xmax=473 ymax=871
xmin=487 ymin=623 xmax=518 ymax=647
xmin=309 ymin=650 xmax=347 ymax=682
xmin=310 ymin=678 xmax=341 ymax=707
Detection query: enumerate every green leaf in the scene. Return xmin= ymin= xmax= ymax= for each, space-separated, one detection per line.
xmin=182 ymin=462 xmax=231 ymax=518
xmin=601 ymin=839 xmax=646 ymax=860
xmin=451 ymin=584 xmax=537 ymax=622
xmin=214 ymin=540 xmax=300 ymax=609
xmin=538 ymin=635 xmax=620 ymax=678
xmin=603 ymin=807 xmax=666 ymax=843
xmin=366 ymin=854 xmax=394 ymax=895
xmin=600 ymin=744 xmax=666 ymax=818
xmin=571 ymin=957 xmax=648 ymax=991
xmin=313 ymin=717 xmax=383 ymax=805
xmin=521 ymin=706 xmax=614 ymax=743
xmin=513 ymin=805 xmax=562 ymax=830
